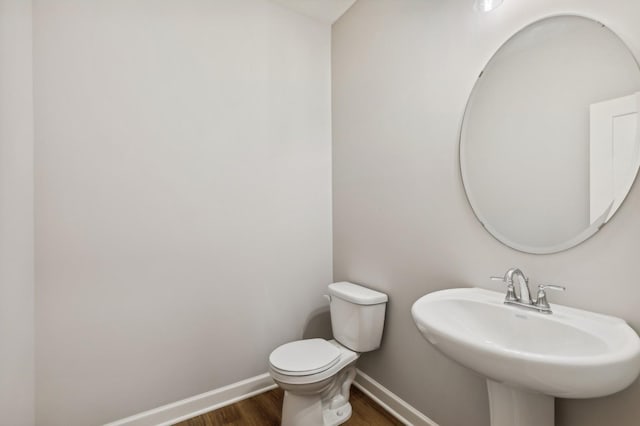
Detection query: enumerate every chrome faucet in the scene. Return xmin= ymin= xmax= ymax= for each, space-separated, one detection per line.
xmin=491 ymin=268 xmax=565 ymax=314
xmin=505 ymin=268 xmax=532 ymax=304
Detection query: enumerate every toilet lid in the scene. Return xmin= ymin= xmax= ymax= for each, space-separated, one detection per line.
xmin=269 ymin=339 xmax=341 ymax=376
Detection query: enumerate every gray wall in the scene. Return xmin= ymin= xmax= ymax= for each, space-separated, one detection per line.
xmin=0 ymin=0 xmax=35 ymax=424
xmin=33 ymin=1 xmax=332 ymax=425
xmin=332 ymin=0 xmax=640 ymax=425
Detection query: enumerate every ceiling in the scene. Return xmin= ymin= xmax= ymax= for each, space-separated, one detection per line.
xmin=270 ymin=0 xmax=357 ymax=24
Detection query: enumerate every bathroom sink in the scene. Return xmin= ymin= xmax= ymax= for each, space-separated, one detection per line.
xmin=411 ymin=287 xmax=640 ymax=399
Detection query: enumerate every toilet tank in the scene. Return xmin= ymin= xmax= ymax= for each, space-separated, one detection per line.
xmin=328 ymin=282 xmax=388 ymax=352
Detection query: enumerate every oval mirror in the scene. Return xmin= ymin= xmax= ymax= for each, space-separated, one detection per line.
xmin=461 ymin=15 xmax=640 ymax=254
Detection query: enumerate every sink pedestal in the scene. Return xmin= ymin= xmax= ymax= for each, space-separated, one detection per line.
xmin=487 ymin=380 xmax=554 ymax=426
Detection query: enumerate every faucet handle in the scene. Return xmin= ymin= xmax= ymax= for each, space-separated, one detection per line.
xmin=538 ymin=284 xmax=566 ymax=292
xmin=535 ymin=284 xmax=565 ymax=310
xmin=490 ymin=275 xmax=518 ymax=302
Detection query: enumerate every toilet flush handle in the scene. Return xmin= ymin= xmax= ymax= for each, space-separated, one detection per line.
xmin=323 ymin=294 xmax=331 ymax=302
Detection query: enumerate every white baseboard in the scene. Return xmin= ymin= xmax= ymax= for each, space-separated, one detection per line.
xmin=103 ymin=373 xmax=277 ymax=426
xmin=104 ymin=369 xmax=438 ymax=426
xmin=353 ymin=369 xmax=439 ymax=426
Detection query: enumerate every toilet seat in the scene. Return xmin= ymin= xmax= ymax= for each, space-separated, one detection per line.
xmin=269 ymin=338 xmax=340 ymax=376
xmin=269 ymin=339 xmax=359 ymax=386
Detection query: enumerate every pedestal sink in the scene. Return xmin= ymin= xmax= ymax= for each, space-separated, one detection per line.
xmin=411 ymin=288 xmax=640 ymax=426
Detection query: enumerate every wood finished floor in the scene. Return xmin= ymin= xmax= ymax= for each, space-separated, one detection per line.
xmin=174 ymin=386 xmax=404 ymax=426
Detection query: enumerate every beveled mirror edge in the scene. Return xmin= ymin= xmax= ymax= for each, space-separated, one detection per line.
xmin=457 ymin=13 xmax=640 ymax=255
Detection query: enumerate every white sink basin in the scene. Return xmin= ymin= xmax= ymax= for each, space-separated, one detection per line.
xmin=412 ymin=288 xmax=640 ymax=426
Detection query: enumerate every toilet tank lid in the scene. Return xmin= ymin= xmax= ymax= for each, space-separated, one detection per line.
xmin=328 ymin=282 xmax=388 ymax=305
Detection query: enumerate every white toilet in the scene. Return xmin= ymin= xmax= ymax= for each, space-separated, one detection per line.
xmin=268 ymin=281 xmax=388 ymax=426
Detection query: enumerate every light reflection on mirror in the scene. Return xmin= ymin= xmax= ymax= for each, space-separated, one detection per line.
xmin=460 ymin=15 xmax=640 ymax=254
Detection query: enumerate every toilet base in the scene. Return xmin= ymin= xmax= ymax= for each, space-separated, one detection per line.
xmin=281 ymin=392 xmax=352 ymax=426
xmin=322 ymin=402 xmax=352 ymax=426
xmin=279 ymin=363 xmax=357 ymax=426
xmin=281 ymin=392 xmax=323 ymax=426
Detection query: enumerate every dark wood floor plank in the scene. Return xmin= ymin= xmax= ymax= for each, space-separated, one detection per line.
xmin=175 ymin=386 xmax=403 ymax=426
xmin=349 ymin=387 xmax=404 ymax=425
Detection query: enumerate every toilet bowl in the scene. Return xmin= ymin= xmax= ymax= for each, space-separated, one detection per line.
xmin=268 ymin=282 xmax=388 ymax=426
xmin=269 ymin=339 xmax=359 ymax=426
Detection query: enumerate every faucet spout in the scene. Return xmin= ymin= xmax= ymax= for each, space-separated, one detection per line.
xmin=491 ymin=268 xmax=562 ymax=313
xmin=504 ymin=268 xmax=532 ymax=304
